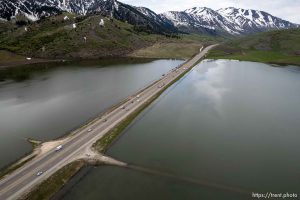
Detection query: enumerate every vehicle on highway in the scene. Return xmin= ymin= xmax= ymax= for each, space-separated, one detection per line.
xmin=103 ymin=118 xmax=107 ymax=122
xmin=137 ymin=99 xmax=140 ymax=102
xmin=55 ymin=145 xmax=63 ymax=151
xmin=88 ymin=128 xmax=93 ymax=132
xmin=137 ymin=95 xmax=140 ymax=98
xmin=121 ymin=106 xmax=126 ymax=109
xmin=36 ymin=171 xmax=43 ymax=176
xmin=162 ymin=74 xmax=165 ymax=76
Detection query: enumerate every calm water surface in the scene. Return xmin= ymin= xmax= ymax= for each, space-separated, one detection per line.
xmin=60 ymin=60 xmax=300 ymax=200
xmin=0 ymin=58 xmax=183 ymax=168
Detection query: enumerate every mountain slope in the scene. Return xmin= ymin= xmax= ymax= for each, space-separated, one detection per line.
xmin=218 ymin=7 xmax=297 ymax=33
xmin=161 ymin=7 xmax=298 ymax=35
xmin=135 ymin=6 xmax=178 ymax=33
xmin=207 ymin=28 xmax=300 ymax=66
xmin=0 ymin=0 xmax=175 ymax=34
xmin=0 ymin=13 xmax=216 ymax=61
xmin=0 ymin=14 xmax=157 ymax=59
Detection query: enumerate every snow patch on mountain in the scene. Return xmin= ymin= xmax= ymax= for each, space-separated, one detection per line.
xmin=0 ymin=1 xmax=298 ymax=35
xmin=161 ymin=6 xmax=298 ymax=35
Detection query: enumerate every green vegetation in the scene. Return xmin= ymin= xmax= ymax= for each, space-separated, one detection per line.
xmin=21 ymin=160 xmax=85 ymax=200
xmin=0 ymin=14 xmax=150 ymax=58
xmin=207 ymin=28 xmax=300 ymax=66
xmin=0 ymin=50 xmax=28 ymax=67
xmin=0 ymin=14 xmax=219 ymax=63
xmin=130 ymin=34 xmax=219 ymax=59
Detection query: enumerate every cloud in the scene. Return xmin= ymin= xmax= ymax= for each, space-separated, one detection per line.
xmin=120 ymin=0 xmax=300 ymax=23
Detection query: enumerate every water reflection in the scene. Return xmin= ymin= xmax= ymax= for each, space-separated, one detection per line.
xmin=191 ymin=60 xmax=229 ymax=113
xmin=0 ymin=59 xmax=183 ymax=168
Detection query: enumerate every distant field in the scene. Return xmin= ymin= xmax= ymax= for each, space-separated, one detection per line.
xmin=207 ymin=28 xmax=300 ymax=66
xmin=129 ymin=34 xmax=218 ymax=60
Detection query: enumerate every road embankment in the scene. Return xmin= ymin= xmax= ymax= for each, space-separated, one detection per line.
xmin=0 ymin=44 xmax=218 ymax=200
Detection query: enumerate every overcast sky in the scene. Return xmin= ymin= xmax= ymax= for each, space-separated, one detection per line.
xmin=121 ymin=0 xmax=300 ymax=24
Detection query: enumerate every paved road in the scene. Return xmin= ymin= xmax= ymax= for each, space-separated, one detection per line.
xmin=0 ymin=44 xmax=217 ymax=200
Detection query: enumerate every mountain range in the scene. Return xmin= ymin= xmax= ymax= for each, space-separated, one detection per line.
xmin=161 ymin=7 xmax=299 ymax=35
xmin=0 ymin=0 xmax=299 ymax=35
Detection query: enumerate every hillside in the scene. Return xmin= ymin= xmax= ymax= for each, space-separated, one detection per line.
xmin=0 ymin=14 xmax=218 ymax=67
xmin=207 ymin=28 xmax=300 ymax=66
xmin=0 ymin=14 xmax=155 ymax=59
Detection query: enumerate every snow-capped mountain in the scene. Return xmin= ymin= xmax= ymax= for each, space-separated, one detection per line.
xmin=135 ymin=6 xmax=178 ymax=32
xmin=218 ymin=7 xmax=298 ymax=33
xmin=160 ymin=7 xmax=242 ymax=35
xmin=0 ymin=0 xmax=173 ymax=33
xmin=0 ymin=0 xmax=124 ymax=20
xmin=161 ymin=7 xmax=299 ymax=35
xmin=0 ymin=0 xmax=298 ymax=36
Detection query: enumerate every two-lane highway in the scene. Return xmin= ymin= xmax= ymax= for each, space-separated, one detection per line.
xmin=0 ymin=44 xmax=217 ymax=200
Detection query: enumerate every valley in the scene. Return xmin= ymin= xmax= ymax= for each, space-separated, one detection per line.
xmin=0 ymin=0 xmax=299 ymax=68
xmin=0 ymin=0 xmax=300 ymax=200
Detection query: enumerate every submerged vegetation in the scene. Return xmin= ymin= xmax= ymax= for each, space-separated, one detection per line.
xmin=207 ymin=28 xmax=300 ymax=66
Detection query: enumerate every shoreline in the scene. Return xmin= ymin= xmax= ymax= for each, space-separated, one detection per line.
xmin=0 ymin=54 xmax=183 ymax=69
xmin=206 ymin=57 xmax=300 ymax=67
xmin=0 ymin=45 xmax=217 ymax=200
xmin=18 ymin=54 xmax=200 ymax=200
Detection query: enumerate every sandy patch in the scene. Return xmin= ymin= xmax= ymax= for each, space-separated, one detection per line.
xmin=38 ymin=138 xmax=69 ymax=155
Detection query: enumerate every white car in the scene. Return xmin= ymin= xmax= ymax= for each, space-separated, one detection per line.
xmin=55 ymin=145 xmax=63 ymax=151
xmin=36 ymin=171 xmax=43 ymax=176
xmin=88 ymin=128 xmax=93 ymax=132
xmin=136 ymin=95 xmax=140 ymax=98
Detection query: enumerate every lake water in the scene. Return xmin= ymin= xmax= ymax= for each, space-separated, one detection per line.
xmin=59 ymin=60 xmax=300 ymax=200
xmin=0 ymin=58 xmax=183 ymax=168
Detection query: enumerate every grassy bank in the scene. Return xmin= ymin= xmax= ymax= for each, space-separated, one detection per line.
xmin=207 ymin=28 xmax=300 ymax=66
xmin=21 ymin=160 xmax=85 ymax=200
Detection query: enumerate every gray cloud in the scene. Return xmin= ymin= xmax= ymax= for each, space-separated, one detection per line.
xmin=121 ymin=0 xmax=300 ymax=23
